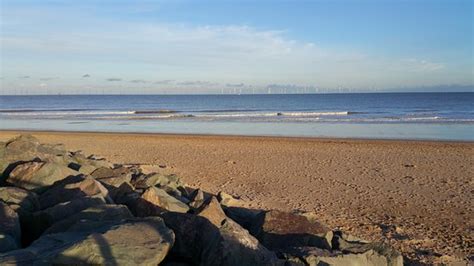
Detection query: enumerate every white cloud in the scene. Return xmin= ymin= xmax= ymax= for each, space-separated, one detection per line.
xmin=397 ymin=59 xmax=445 ymax=72
xmin=0 ymin=4 xmax=465 ymax=93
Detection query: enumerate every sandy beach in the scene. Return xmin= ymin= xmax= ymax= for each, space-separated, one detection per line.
xmin=0 ymin=130 xmax=472 ymax=264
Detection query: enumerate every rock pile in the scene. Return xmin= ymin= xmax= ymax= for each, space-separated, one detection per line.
xmin=0 ymin=135 xmax=403 ymax=265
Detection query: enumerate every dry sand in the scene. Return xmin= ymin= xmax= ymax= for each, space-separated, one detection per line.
xmin=0 ymin=130 xmax=472 ymax=264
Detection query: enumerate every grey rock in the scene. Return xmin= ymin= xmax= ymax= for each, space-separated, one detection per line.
xmin=189 ymin=188 xmax=207 ymax=209
xmin=22 ymin=196 xmax=106 ymax=242
xmin=68 ymin=151 xmax=111 ymax=174
xmin=91 ymin=166 xmax=133 ymax=188
xmin=224 ymin=206 xmax=263 ymax=229
xmin=140 ymin=186 xmax=189 ymax=214
xmin=6 ymin=160 xmax=79 ymax=193
xmin=39 ymin=174 xmax=112 ymax=209
xmin=132 ymin=173 xmax=188 ymax=200
xmin=0 ymin=135 xmax=65 ymax=180
xmin=195 ymin=196 xmax=227 ymax=227
xmin=0 ymin=202 xmax=21 ymax=252
xmin=108 ymin=181 xmax=135 ymax=203
xmin=0 ymin=217 xmax=175 ymax=265
xmin=279 ymin=245 xmax=403 ymax=266
xmin=249 ymin=210 xmax=333 ymax=250
xmin=0 ymin=135 xmax=108 ymax=185
xmin=217 ymin=191 xmax=245 ymax=207
xmin=0 ymin=186 xmax=40 ymax=216
xmin=44 ymin=204 xmax=133 ymax=234
xmin=162 ymin=212 xmax=282 ymax=266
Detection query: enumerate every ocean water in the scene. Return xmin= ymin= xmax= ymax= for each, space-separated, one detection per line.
xmin=0 ymin=93 xmax=473 ymax=140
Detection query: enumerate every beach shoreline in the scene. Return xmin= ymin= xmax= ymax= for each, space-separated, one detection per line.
xmin=0 ymin=128 xmax=472 ymax=144
xmin=1 ymin=130 xmax=472 ymax=264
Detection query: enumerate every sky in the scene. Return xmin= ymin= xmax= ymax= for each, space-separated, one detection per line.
xmin=0 ymin=0 xmax=473 ymax=94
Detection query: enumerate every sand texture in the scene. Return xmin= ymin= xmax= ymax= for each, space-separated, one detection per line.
xmin=0 ymin=131 xmax=472 ymax=264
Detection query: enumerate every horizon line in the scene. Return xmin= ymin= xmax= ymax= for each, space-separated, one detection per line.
xmin=1 ymin=91 xmax=474 ymax=97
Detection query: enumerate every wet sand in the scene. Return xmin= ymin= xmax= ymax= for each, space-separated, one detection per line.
xmin=0 ymin=130 xmax=472 ymax=264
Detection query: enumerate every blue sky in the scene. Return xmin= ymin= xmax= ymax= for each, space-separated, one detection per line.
xmin=0 ymin=0 xmax=472 ymax=94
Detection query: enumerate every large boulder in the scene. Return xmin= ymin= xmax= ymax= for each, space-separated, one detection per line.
xmin=278 ymin=244 xmax=403 ymax=266
xmin=39 ymin=174 xmax=112 ymax=209
xmin=224 ymin=206 xmax=263 ymax=229
xmin=0 ymin=135 xmax=66 ymax=179
xmin=132 ymin=173 xmax=189 ymax=202
xmin=91 ymin=166 xmax=134 ymax=188
xmin=6 ymin=161 xmax=78 ymax=192
xmin=132 ymin=172 xmax=181 ymax=189
xmin=0 ymin=135 xmax=109 ymax=184
xmin=140 ymin=186 xmax=189 ymax=214
xmin=0 ymin=202 xmax=21 ymax=252
xmin=249 ymin=210 xmax=333 ymax=250
xmin=0 ymin=217 xmax=175 ymax=265
xmin=108 ymin=181 xmax=136 ymax=202
xmin=162 ymin=212 xmax=282 ymax=266
xmin=22 ymin=196 xmax=106 ymax=243
xmin=195 ymin=196 xmax=227 ymax=227
xmin=0 ymin=187 xmax=40 ymax=216
xmin=44 ymin=204 xmax=133 ymax=234
xmin=67 ymin=151 xmax=111 ymax=175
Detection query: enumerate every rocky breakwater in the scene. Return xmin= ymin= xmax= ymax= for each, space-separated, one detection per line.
xmin=0 ymin=135 xmax=403 ymax=265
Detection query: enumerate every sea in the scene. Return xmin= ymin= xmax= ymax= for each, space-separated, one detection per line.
xmin=0 ymin=92 xmax=473 ymax=141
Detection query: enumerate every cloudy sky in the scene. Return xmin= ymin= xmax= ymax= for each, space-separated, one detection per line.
xmin=0 ymin=0 xmax=472 ymax=94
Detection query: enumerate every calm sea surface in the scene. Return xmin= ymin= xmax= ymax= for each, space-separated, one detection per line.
xmin=0 ymin=93 xmax=473 ymax=140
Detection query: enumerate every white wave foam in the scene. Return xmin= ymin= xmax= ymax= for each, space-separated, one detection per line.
xmin=281 ymin=111 xmax=349 ymax=116
xmin=2 ymin=111 xmax=136 ymax=116
xmin=195 ymin=111 xmax=349 ymax=118
xmin=403 ymin=116 xmax=440 ymax=121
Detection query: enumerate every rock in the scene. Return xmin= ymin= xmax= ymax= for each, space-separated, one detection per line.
xmin=22 ymin=196 xmax=106 ymax=243
xmin=6 ymin=161 xmax=78 ymax=192
xmin=196 ymin=196 xmax=227 ymax=227
xmin=0 ymin=135 xmax=108 ymax=184
xmin=108 ymin=181 xmax=135 ymax=202
xmin=68 ymin=151 xmax=111 ymax=174
xmin=217 ymin=191 xmax=245 ymax=207
xmin=331 ymin=230 xmax=370 ymax=250
xmin=130 ymin=172 xmax=156 ymax=189
xmin=39 ymin=175 xmax=112 ymax=209
xmin=162 ymin=212 xmax=282 ymax=266
xmin=44 ymin=204 xmax=133 ymax=234
xmin=330 ymin=231 xmax=403 ymax=266
xmin=0 ymin=217 xmax=175 ymax=265
xmin=3 ymin=135 xmax=40 ymax=156
xmin=224 ymin=206 xmax=263 ymax=229
xmin=250 ymin=210 xmax=333 ymax=250
xmin=91 ymin=166 xmax=133 ymax=188
xmin=0 ymin=202 xmax=21 ymax=252
xmin=189 ymin=188 xmax=207 ymax=209
xmin=140 ymin=186 xmax=189 ymax=213
xmin=279 ymin=245 xmax=403 ymax=266
xmin=129 ymin=196 xmax=167 ymax=217
xmin=132 ymin=173 xmax=188 ymax=199
xmin=0 ymin=187 xmax=40 ymax=216
xmin=0 ymin=135 xmax=66 ymax=179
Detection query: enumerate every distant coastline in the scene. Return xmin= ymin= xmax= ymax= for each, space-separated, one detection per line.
xmin=1 ymin=89 xmax=473 ymax=96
